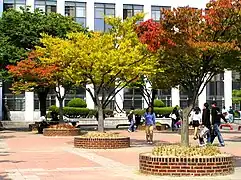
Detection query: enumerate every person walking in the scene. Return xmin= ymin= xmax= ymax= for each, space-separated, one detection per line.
xmin=144 ymin=106 xmax=156 ymax=144
xmin=170 ymin=106 xmax=180 ymax=131
xmin=190 ymin=107 xmax=202 ymax=140
xmin=228 ymin=106 xmax=234 ymax=123
xmin=210 ymin=101 xmax=228 ymax=147
xmin=128 ymin=107 xmax=135 ymax=132
xmin=199 ymin=103 xmax=211 ymax=145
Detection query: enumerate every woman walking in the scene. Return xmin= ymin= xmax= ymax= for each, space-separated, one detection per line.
xmin=144 ymin=106 xmax=156 ymax=144
xmin=199 ymin=103 xmax=211 ymax=145
xmin=190 ymin=107 xmax=202 ymax=140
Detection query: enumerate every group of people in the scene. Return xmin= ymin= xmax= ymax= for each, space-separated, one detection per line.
xmin=190 ymin=101 xmax=229 ymax=147
xmin=127 ymin=101 xmax=230 ymax=147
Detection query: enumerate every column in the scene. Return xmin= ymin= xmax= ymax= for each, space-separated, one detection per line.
xmin=171 ymin=87 xmax=180 ymax=107
xmin=115 ymin=1 xmax=123 ymax=18
xmin=86 ymin=84 xmax=95 ymax=109
xmin=24 ymin=91 xmax=34 ymax=121
xmin=115 ymin=88 xmax=124 ymax=111
xmin=26 ymin=0 xmax=34 ymax=12
xmin=143 ymin=80 xmax=152 ymax=108
xmin=224 ymin=70 xmax=232 ymax=108
xmin=0 ymin=0 xmax=3 ymax=17
xmin=143 ymin=3 xmax=151 ymax=21
xmin=57 ymin=0 xmax=65 ymax=15
xmin=198 ymin=83 xmax=207 ymax=108
xmin=86 ymin=0 xmax=94 ymax=30
xmin=55 ymin=86 xmax=65 ymax=107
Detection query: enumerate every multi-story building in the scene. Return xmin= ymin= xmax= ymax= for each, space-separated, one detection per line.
xmin=0 ymin=0 xmax=238 ymax=121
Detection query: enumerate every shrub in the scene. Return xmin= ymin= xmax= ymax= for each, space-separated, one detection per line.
xmin=67 ymin=98 xmax=87 ymax=108
xmin=152 ymin=145 xmax=221 ymax=157
xmin=80 ymin=132 xmax=124 ymax=138
xmin=154 ymin=99 xmax=165 ymax=107
xmin=154 ymin=107 xmax=173 ymax=115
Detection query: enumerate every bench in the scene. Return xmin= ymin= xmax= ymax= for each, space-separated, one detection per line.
xmin=220 ymin=124 xmax=233 ymax=130
xmin=116 ymin=124 xmax=130 ymax=129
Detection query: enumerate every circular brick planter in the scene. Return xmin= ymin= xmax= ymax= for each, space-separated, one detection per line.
xmin=43 ymin=128 xmax=80 ymax=136
xmin=74 ymin=137 xmax=130 ymax=149
xmin=139 ymin=152 xmax=234 ymax=176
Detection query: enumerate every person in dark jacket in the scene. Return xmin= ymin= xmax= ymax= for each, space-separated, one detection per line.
xmin=199 ymin=103 xmax=211 ymax=145
xmin=210 ymin=101 xmax=228 ymax=147
xmin=171 ymin=106 xmax=180 ymax=131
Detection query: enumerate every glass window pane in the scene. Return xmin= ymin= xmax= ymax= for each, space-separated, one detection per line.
xmin=124 ymin=88 xmax=133 ymax=95
xmin=95 ymin=19 xmax=104 ymax=31
xmin=35 ymin=0 xmax=45 ymax=5
xmin=16 ymin=0 xmax=25 ymax=3
xmin=76 ymin=17 xmax=86 ymax=27
xmin=65 ymin=2 xmax=75 ymax=6
xmin=106 ymin=4 xmax=115 ymax=9
xmin=106 ymin=8 xmax=115 ymax=16
xmin=134 ymin=5 xmax=143 ymax=10
xmin=46 ymin=5 xmax=56 ymax=13
xmin=35 ymin=5 xmax=45 ymax=12
xmin=105 ymin=24 xmax=112 ymax=32
xmin=76 ymin=2 xmax=85 ymax=7
xmin=95 ymin=8 xmax=104 ymax=18
xmin=95 ymin=3 xmax=104 ymax=8
xmin=65 ymin=6 xmax=75 ymax=17
xmin=15 ymin=4 xmax=25 ymax=11
xmin=76 ymin=6 xmax=85 ymax=17
xmin=4 ymin=0 xmax=14 ymax=3
xmin=46 ymin=0 xmax=56 ymax=6
xmin=123 ymin=5 xmax=132 ymax=9
xmin=3 ymin=4 xmax=14 ymax=10
xmin=134 ymin=9 xmax=143 ymax=15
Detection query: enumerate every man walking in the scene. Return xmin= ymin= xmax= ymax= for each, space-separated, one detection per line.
xmin=210 ymin=101 xmax=228 ymax=147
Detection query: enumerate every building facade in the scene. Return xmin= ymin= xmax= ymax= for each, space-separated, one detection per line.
xmin=0 ymin=0 xmax=237 ymax=121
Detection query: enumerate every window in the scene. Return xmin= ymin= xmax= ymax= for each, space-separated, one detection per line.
xmin=123 ymin=4 xmax=143 ymax=20
xmin=157 ymin=89 xmax=171 ymax=107
xmin=65 ymin=2 xmax=86 ymax=27
xmin=3 ymin=82 xmax=25 ymax=111
xmin=34 ymin=90 xmax=56 ymax=110
xmin=123 ymin=88 xmax=143 ymax=110
xmin=64 ymin=87 xmax=86 ymax=106
xmin=3 ymin=0 xmax=26 ymax=11
xmin=94 ymin=3 xmax=115 ymax=32
xmin=151 ymin=6 xmax=171 ymax=22
xmin=34 ymin=0 xmax=57 ymax=13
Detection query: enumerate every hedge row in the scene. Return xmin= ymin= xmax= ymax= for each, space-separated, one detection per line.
xmin=48 ymin=105 xmax=113 ymax=118
xmin=132 ymin=107 xmax=174 ymax=116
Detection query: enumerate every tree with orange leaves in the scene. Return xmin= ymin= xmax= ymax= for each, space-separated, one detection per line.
xmin=7 ymin=51 xmax=73 ymax=121
xmin=137 ymin=0 xmax=241 ymax=146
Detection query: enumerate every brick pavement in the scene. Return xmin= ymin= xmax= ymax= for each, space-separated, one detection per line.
xmin=0 ymin=129 xmax=241 ymax=180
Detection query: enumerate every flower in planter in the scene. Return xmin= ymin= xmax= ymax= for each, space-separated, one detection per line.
xmin=152 ymin=145 xmax=222 ymax=157
xmin=49 ymin=124 xmax=75 ymax=130
xmin=80 ymin=132 xmax=125 ymax=138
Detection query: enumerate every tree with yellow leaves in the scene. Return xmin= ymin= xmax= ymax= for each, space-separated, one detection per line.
xmin=36 ymin=14 xmax=160 ymax=132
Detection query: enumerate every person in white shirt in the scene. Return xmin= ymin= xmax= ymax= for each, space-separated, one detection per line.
xmin=190 ymin=107 xmax=202 ymax=140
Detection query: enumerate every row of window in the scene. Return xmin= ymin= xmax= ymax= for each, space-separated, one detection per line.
xmin=3 ymin=0 xmax=170 ymax=31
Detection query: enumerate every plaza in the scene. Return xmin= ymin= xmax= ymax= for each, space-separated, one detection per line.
xmin=0 ymin=128 xmax=241 ymax=180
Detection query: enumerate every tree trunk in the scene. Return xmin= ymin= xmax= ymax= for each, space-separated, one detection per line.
xmin=181 ymin=95 xmax=197 ymax=147
xmin=37 ymin=88 xmax=49 ymax=117
xmin=58 ymin=98 xmax=64 ymax=122
xmin=151 ymin=89 xmax=157 ymax=107
xmin=97 ymin=105 xmax=104 ymax=132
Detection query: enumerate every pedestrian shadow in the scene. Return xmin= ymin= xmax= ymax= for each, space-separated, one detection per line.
xmin=130 ymin=139 xmax=178 ymax=147
xmin=0 ymin=135 xmax=16 ymax=139
xmin=0 ymin=172 xmax=9 ymax=180
xmin=225 ymin=136 xmax=241 ymax=142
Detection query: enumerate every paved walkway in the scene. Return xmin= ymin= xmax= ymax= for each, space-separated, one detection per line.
xmin=0 ymin=129 xmax=241 ymax=180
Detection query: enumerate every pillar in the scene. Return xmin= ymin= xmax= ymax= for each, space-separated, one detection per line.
xmin=115 ymin=88 xmax=124 ymax=112
xmin=0 ymin=0 xmax=3 ymax=17
xmin=55 ymin=86 xmax=65 ymax=107
xmin=57 ymin=0 xmax=65 ymax=15
xmin=86 ymin=84 xmax=95 ymax=109
xmin=224 ymin=70 xmax=232 ymax=108
xmin=25 ymin=91 xmax=34 ymax=121
xmin=115 ymin=0 xmax=123 ymax=18
xmin=171 ymin=87 xmax=180 ymax=107
xmin=143 ymin=3 xmax=151 ymax=21
xmin=143 ymin=80 xmax=152 ymax=108
xmin=198 ymin=83 xmax=207 ymax=109
xmin=86 ymin=0 xmax=94 ymax=30
xmin=26 ymin=0 xmax=34 ymax=11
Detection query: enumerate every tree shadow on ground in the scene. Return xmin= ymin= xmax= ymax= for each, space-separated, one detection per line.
xmin=0 ymin=172 xmax=10 ymax=180
xmin=0 ymin=135 xmax=15 ymax=139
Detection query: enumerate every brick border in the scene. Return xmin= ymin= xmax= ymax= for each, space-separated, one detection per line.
xmin=139 ymin=152 xmax=234 ymax=176
xmin=43 ymin=128 xmax=80 ymax=136
xmin=74 ymin=137 xmax=130 ymax=149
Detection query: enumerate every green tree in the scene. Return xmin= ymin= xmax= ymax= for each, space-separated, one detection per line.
xmin=1 ymin=8 xmax=86 ymax=116
xmin=36 ymin=14 xmax=161 ymax=132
